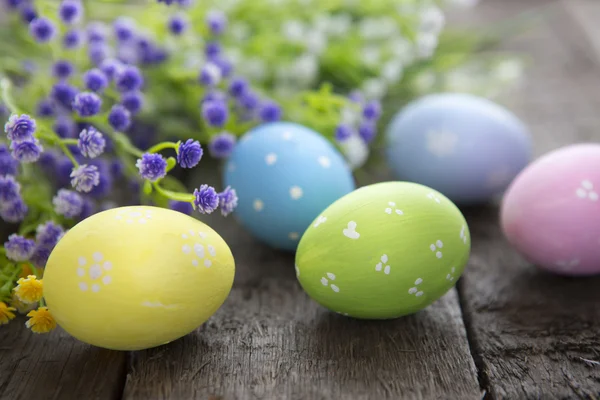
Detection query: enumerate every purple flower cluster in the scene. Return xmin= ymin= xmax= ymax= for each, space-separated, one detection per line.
xmin=0 ymin=175 xmax=27 ymax=223
xmin=136 ymin=153 xmax=167 ymax=182
xmin=191 ymin=184 xmax=237 ymax=215
xmin=334 ymin=95 xmax=384 ymax=144
xmin=4 ymin=114 xmax=43 ymax=164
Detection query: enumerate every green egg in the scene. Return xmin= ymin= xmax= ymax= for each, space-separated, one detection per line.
xmin=295 ymin=181 xmax=471 ymax=319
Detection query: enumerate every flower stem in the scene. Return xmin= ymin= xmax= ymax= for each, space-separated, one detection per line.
xmin=0 ymin=78 xmax=21 ymax=114
xmin=152 ymin=182 xmax=194 ymax=203
xmin=146 ymin=141 xmax=179 ymax=154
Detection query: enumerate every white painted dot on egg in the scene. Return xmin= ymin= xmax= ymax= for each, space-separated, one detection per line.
xmin=194 ymin=243 xmax=205 ymax=258
xmin=415 ymin=278 xmax=423 ymax=285
xmin=253 ymin=199 xmax=264 ymax=212
xmin=429 ymin=244 xmax=436 ymax=251
xmin=78 ymin=257 xmax=86 ymax=266
xmin=207 ymin=245 xmax=216 ymax=257
xmin=288 ymin=232 xmax=299 ymax=240
xmin=189 ymin=230 xmax=196 ymax=236
xmin=198 ymin=232 xmax=207 ymax=239
xmin=204 ymin=259 xmax=212 ymax=267
xmin=91 ymin=284 xmax=100 ymax=293
xmin=326 ymin=272 xmax=336 ymax=280
xmin=182 ymin=234 xmax=188 ymax=239
xmin=321 ymin=277 xmax=328 ymax=286
xmin=282 ymin=131 xmax=293 ymax=140
xmin=290 ymin=186 xmax=303 ymax=200
xmin=78 ymin=282 xmax=88 ymax=291
xmin=436 ymin=240 xmax=443 ymax=248
xmin=192 ymin=259 xmax=198 ymax=266
xmin=102 ymin=276 xmax=112 ymax=285
xmin=582 ymin=180 xmax=593 ymax=190
xmin=318 ymin=156 xmax=331 ymax=168
xmin=89 ymin=264 xmax=102 ymax=279
xmin=103 ymin=261 xmax=112 ymax=271
xmin=182 ymin=244 xmax=191 ymax=254
xmin=265 ymin=153 xmax=278 ymax=165
xmin=139 ymin=218 xmax=147 ymax=224
xmin=126 ymin=219 xmax=133 ymax=224
xmin=93 ymin=252 xmax=103 ymax=262
xmin=77 ymin=268 xmax=85 ymax=277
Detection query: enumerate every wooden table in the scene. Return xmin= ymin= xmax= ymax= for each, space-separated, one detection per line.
xmin=2 ymin=0 xmax=599 ymax=399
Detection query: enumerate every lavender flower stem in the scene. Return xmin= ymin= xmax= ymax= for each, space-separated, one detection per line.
xmin=152 ymin=182 xmax=194 ymax=203
xmin=146 ymin=141 xmax=179 ymax=154
xmin=0 ymin=78 xmax=20 ymax=114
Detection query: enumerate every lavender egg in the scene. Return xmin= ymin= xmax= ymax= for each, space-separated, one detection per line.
xmin=385 ymin=93 xmax=532 ymax=205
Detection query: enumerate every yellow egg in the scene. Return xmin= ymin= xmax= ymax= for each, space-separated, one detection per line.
xmin=43 ymin=206 xmax=235 ymax=351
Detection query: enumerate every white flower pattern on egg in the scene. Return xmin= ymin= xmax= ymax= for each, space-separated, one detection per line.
xmin=114 ymin=208 xmax=153 ymax=224
xmin=408 ymin=278 xmax=424 ymax=297
xmin=430 ymin=240 xmax=443 ymax=258
xmin=320 ymin=272 xmax=339 ymax=293
xmin=384 ymin=201 xmax=403 ymax=215
xmin=180 ymin=230 xmax=217 ymax=268
xmin=575 ymin=180 xmax=598 ymax=201
xmin=76 ymin=252 xmax=112 ymax=293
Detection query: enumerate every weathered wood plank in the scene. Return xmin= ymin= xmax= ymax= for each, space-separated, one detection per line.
xmin=0 ymin=321 xmax=126 ymax=400
xmin=123 ymin=159 xmax=481 ymax=399
xmin=454 ymin=1 xmax=600 ymax=398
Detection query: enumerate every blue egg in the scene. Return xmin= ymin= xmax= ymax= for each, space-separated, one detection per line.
xmin=223 ymin=122 xmax=356 ymax=251
xmin=385 ymin=93 xmax=532 ymax=205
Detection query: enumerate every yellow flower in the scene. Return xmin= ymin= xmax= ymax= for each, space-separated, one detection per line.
xmin=0 ymin=301 xmax=16 ymax=325
xmin=13 ymin=275 xmax=43 ymax=304
xmin=25 ymin=307 xmax=56 ymax=333
xmin=9 ymin=293 xmax=37 ymax=314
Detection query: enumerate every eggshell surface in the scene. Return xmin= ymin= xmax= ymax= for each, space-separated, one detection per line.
xmin=385 ymin=93 xmax=532 ymax=204
xmin=43 ymin=206 xmax=235 ymax=350
xmin=501 ymin=143 xmax=600 ymax=276
xmin=223 ymin=122 xmax=355 ymax=251
xmin=295 ymin=182 xmax=471 ymax=319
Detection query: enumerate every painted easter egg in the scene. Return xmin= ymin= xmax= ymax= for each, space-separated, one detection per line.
xmin=42 ymin=206 xmax=235 ymax=350
xmin=223 ymin=122 xmax=356 ymax=251
xmin=385 ymin=93 xmax=532 ymax=205
xmin=295 ymin=181 xmax=471 ymax=319
xmin=501 ymin=143 xmax=600 ymax=276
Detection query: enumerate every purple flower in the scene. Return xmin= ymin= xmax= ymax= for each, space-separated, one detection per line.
xmin=77 ymin=127 xmax=105 ymax=158
xmin=204 ymin=41 xmax=221 ymax=59
xmin=218 ymin=186 xmax=237 ymax=216
xmin=59 ymin=0 xmax=82 ymax=24
xmin=259 ymin=101 xmax=282 ymax=123
xmin=239 ymin=90 xmax=260 ymax=112
xmin=72 ymin=92 xmax=102 ymax=117
xmin=4 ymin=234 xmax=35 ymax=261
xmin=4 ymin=0 xmax=21 ymax=9
xmin=348 ymin=90 xmax=364 ymax=103
xmin=135 ymin=153 xmax=167 ymax=182
xmin=53 ymin=116 xmax=76 ymax=138
xmin=87 ymin=159 xmax=112 ymax=197
xmin=202 ymin=100 xmax=228 ymax=128
xmin=99 ymin=58 xmax=122 ymax=80
xmin=115 ymin=65 xmax=144 ymax=92
xmin=4 ymin=114 xmax=36 ymax=142
xmin=52 ymin=59 xmax=74 ymax=79
xmin=79 ymin=196 xmax=97 ymax=219
xmin=50 ymin=81 xmax=79 ymax=110
xmin=88 ymin=42 xmax=112 ymax=65
xmin=168 ymin=200 xmax=193 ymax=215
xmin=83 ymin=68 xmax=108 ymax=92
xmin=199 ymin=63 xmax=222 ymax=86
xmin=362 ymin=101 xmax=382 ymax=120
xmin=211 ymin=57 xmax=233 ymax=78
xmin=206 ymin=10 xmax=227 ymax=35
xmin=208 ymin=132 xmax=236 ymax=158
xmin=20 ymin=4 xmax=38 ymax=24
xmin=108 ymin=104 xmax=131 ymax=132
xmin=0 ymin=197 xmax=27 ymax=223
xmin=113 ymin=17 xmax=136 ymax=41
xmin=10 ymin=139 xmax=43 ymax=163
xmin=110 ymin=159 xmax=123 ymax=178
xmin=193 ymin=184 xmax=219 ymax=214
xmin=228 ymin=77 xmax=248 ymax=98
xmin=35 ymin=221 xmax=64 ymax=247
xmin=36 ymin=98 xmax=55 ymax=117
xmin=53 ymin=188 xmax=83 ymax=218
xmin=29 ymin=17 xmax=56 ymax=43
xmin=38 ymin=150 xmax=58 ymax=170
xmin=0 ymin=145 xmax=18 ymax=175
xmin=62 ymin=29 xmax=82 ymax=49
xmin=168 ymin=14 xmax=187 ymax=35
xmin=86 ymin=21 xmax=108 ymax=43
xmin=177 ymin=139 xmax=203 ymax=168
xmin=0 ymin=175 xmax=21 ymax=203
xmin=335 ymin=124 xmax=353 ymax=142
xmin=358 ymin=122 xmax=377 ymax=143
xmin=30 ymin=245 xmax=52 ymax=268
xmin=120 ymin=91 xmax=144 ymax=114
xmin=201 ymin=90 xmax=227 ymax=105
xmin=70 ymin=164 xmax=100 ymax=192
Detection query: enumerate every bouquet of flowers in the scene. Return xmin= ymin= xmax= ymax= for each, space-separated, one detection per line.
xmin=0 ymin=0 xmax=521 ymax=332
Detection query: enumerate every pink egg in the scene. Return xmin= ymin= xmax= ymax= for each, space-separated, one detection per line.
xmin=500 ymin=143 xmax=600 ymax=276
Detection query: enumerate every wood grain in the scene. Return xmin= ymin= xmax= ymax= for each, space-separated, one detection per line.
xmin=123 ymin=160 xmax=481 ymax=400
xmin=0 ymin=322 xmax=126 ymax=400
xmin=455 ymin=1 xmax=600 ymax=398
